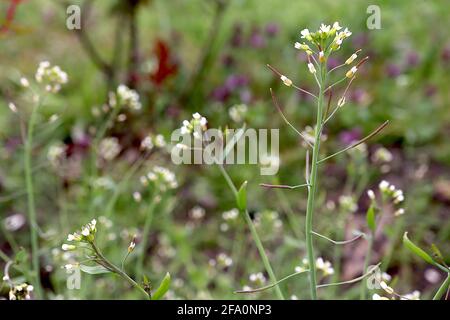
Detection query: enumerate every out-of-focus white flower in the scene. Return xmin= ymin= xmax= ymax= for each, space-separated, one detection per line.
xmin=110 ymin=84 xmax=141 ymax=110
xmin=9 ymin=283 xmax=34 ymax=300
xmin=190 ymin=206 xmax=205 ymax=220
xmin=35 ymin=61 xmax=68 ymax=93
xmin=222 ymin=208 xmax=239 ymax=221
xmin=20 ymin=77 xmax=30 ymax=88
xmin=372 ymin=147 xmax=393 ymax=163
xmin=372 ymin=293 xmax=390 ymax=300
xmin=214 ymin=253 xmax=233 ymax=269
xmin=61 ymin=244 xmax=76 ymax=251
xmin=380 ymin=281 xmax=394 ymax=294
xmin=3 ymin=213 xmax=26 ymax=232
xmin=401 ymin=290 xmax=420 ymax=300
xmin=339 ymin=195 xmax=358 ymax=213
xmin=47 ymin=143 xmax=66 ymax=167
xmin=249 ymin=272 xmax=267 ymax=286
xmin=394 ymin=208 xmax=405 ymax=216
xmin=146 ymin=166 xmax=178 ymax=191
xmin=308 ymin=63 xmax=316 ymax=74
xmin=367 ymin=189 xmax=375 ymax=200
xmin=8 ymin=102 xmax=17 ymax=113
xmin=229 ymin=104 xmax=248 ymax=123
xmin=99 ymin=137 xmax=121 ymax=161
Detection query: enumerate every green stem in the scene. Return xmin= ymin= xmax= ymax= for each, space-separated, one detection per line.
xmin=217 ymin=165 xmax=284 ymax=300
xmin=360 ymin=233 xmax=373 ymax=300
xmin=91 ymin=242 xmax=150 ymax=300
xmin=433 ymin=273 xmax=450 ymax=300
xmin=136 ymin=196 xmax=158 ymax=278
xmin=304 ymin=66 xmax=326 ymax=300
xmin=24 ymin=101 xmax=43 ymax=299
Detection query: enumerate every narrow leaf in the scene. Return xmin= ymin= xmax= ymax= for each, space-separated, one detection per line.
xmin=403 ymin=232 xmax=435 ymax=265
xmin=366 ymin=204 xmax=376 ymax=232
xmin=152 ymin=272 xmax=171 ymax=300
xmin=79 ymin=264 xmax=111 ymax=275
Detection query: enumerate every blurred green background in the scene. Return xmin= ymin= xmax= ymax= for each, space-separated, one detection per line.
xmin=1 ymin=0 xmax=450 ymax=300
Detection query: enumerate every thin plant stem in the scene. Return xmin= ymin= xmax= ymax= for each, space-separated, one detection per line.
xmin=91 ymin=242 xmax=150 ymax=299
xmin=136 ymin=195 xmax=158 ymax=278
xmin=433 ymin=273 xmax=450 ymax=300
xmin=304 ymin=64 xmax=327 ymax=300
xmin=217 ymin=165 xmax=285 ymax=300
xmin=235 ymin=269 xmax=309 ymax=294
xmin=360 ymin=233 xmax=373 ymax=300
xmin=24 ymin=100 xmax=43 ymax=299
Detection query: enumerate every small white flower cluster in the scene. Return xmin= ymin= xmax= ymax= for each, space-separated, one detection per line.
xmin=379 ymin=180 xmax=405 ymax=207
xmin=401 ymin=290 xmax=421 ymax=300
xmin=295 ymin=257 xmax=334 ymax=276
xmin=209 ymin=253 xmax=233 ymax=269
xmin=99 ymin=137 xmax=121 ymax=161
xmin=189 ymin=206 xmax=205 ymax=220
xmin=249 ymin=272 xmax=267 ymax=287
xmin=141 ymin=166 xmax=178 ymax=191
xmin=47 ymin=143 xmax=66 ymax=168
xmin=9 ymin=283 xmax=34 ymax=300
xmin=35 ymin=61 xmax=68 ymax=93
xmin=254 ymin=210 xmax=283 ymax=231
xmin=338 ymin=195 xmax=358 ymax=213
xmin=298 ymin=22 xmax=351 ymax=52
xmin=180 ymin=112 xmax=208 ymax=138
xmin=140 ymin=133 xmax=166 ymax=151
xmin=109 ymin=84 xmax=142 ymax=110
xmin=228 ymin=104 xmax=248 ymax=123
xmin=220 ymin=208 xmax=239 ymax=232
xmin=65 ymin=219 xmax=97 ymax=245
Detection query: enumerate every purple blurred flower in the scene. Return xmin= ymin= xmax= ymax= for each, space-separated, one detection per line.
xmin=424 ymin=84 xmax=437 ymax=97
xmin=249 ymin=27 xmax=266 ymax=48
xmin=327 ymin=57 xmax=341 ymax=70
xmin=265 ymin=23 xmax=279 ymax=37
xmin=211 ymin=85 xmax=231 ymax=102
xmin=350 ymin=88 xmax=369 ymax=105
xmin=386 ymin=63 xmax=401 ymax=78
xmin=230 ymin=24 xmax=244 ymax=48
xmin=406 ymin=51 xmax=420 ymax=68
xmin=240 ymin=89 xmax=252 ymax=104
xmin=225 ymin=74 xmax=249 ymax=91
xmin=352 ymin=33 xmax=369 ymax=49
xmin=339 ymin=128 xmax=362 ymax=145
xmin=441 ymin=46 xmax=450 ymax=63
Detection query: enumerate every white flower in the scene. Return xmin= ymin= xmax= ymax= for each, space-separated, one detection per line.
xmin=367 ymin=189 xmax=375 ymax=200
xmin=192 ymin=112 xmax=201 ymax=120
xmin=332 ymin=22 xmax=342 ymax=31
xmin=61 ymin=244 xmax=76 ymax=251
xmin=229 ymin=104 xmax=248 ymax=123
xmin=280 ymin=75 xmax=292 ymax=86
xmin=190 ymin=206 xmax=205 ymax=220
xmin=114 ymin=85 xmax=141 ymax=110
xmin=394 ymin=208 xmax=405 ymax=216
xmin=140 ymin=136 xmax=154 ymax=151
xmin=319 ymin=24 xmax=331 ymax=34
xmin=319 ymin=51 xmax=325 ymax=62
xmin=372 ymin=293 xmax=389 ymax=300
xmin=99 ymin=137 xmax=121 ymax=161
xmin=8 ymin=102 xmax=17 ymax=113
xmin=401 ymin=290 xmax=420 ymax=300
xmin=308 ymin=63 xmax=316 ymax=74
xmin=35 ymin=61 xmax=68 ymax=93
xmin=20 ymin=77 xmax=30 ymax=88
xmin=379 ymin=180 xmax=390 ymax=192
xmin=300 ymin=28 xmax=312 ymax=40
xmin=133 ymin=191 xmax=142 ymax=202
xmin=222 ymin=208 xmax=239 ymax=221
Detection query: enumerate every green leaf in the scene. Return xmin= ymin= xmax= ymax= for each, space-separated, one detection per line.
xmin=14 ymin=247 xmax=28 ymax=265
xmin=79 ymin=264 xmax=111 ymax=274
xmin=236 ymin=181 xmax=248 ymax=211
xmin=366 ymin=204 xmax=376 ymax=232
xmin=151 ymin=272 xmax=171 ymax=300
xmin=403 ymin=232 xmax=436 ymax=266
